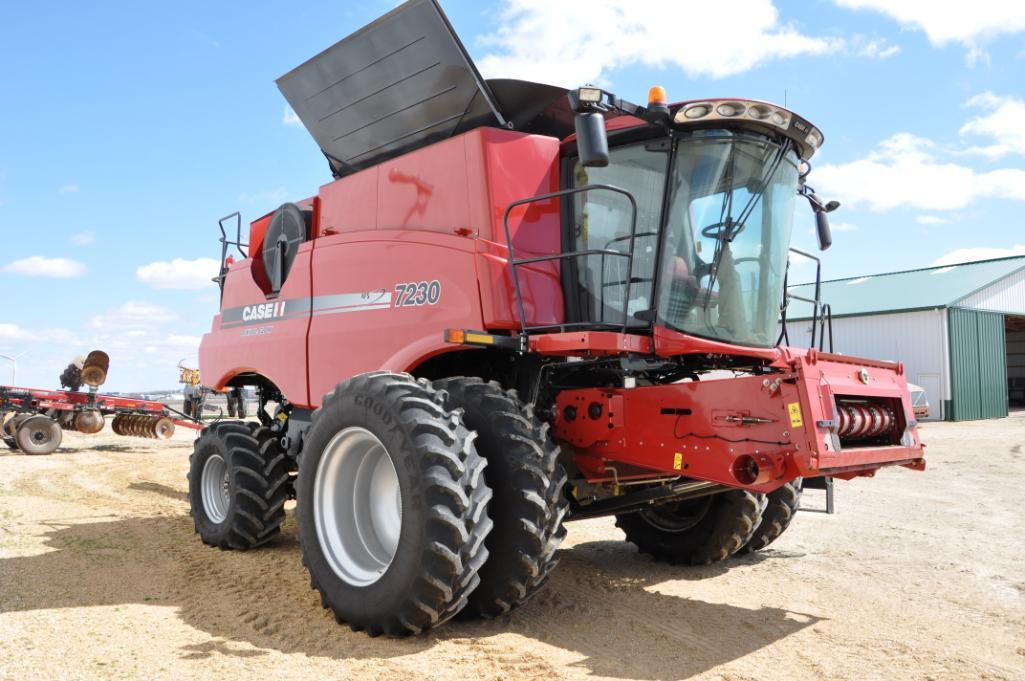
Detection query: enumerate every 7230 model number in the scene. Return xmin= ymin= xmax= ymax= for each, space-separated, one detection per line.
xmin=394 ymin=280 xmax=441 ymax=307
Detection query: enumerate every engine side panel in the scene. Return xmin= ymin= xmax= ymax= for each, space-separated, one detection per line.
xmin=199 ymin=244 xmax=313 ymax=405
xmin=476 ymin=129 xmax=564 ymax=329
xmin=306 ymin=232 xmax=483 ymax=405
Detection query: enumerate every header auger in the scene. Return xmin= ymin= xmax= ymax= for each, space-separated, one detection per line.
xmin=193 ymin=0 xmax=924 ymax=637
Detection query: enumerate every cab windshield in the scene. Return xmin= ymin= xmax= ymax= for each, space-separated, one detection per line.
xmin=569 ymin=130 xmax=799 ymax=347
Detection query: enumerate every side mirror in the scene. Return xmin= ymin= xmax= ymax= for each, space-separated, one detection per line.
xmin=799 ymin=182 xmax=838 ymax=252
xmin=574 ymin=112 xmax=609 ymax=168
xmin=815 ymin=211 xmax=833 ymax=251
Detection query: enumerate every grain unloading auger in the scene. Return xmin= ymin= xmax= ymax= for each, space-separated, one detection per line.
xmin=193 ymin=0 xmax=925 ymax=637
xmin=1 ymin=350 xmax=200 ymax=455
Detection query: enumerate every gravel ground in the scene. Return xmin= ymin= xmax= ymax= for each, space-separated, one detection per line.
xmin=1 ymin=414 xmax=1023 ymax=680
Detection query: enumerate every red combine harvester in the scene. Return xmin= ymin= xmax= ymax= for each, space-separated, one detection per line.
xmin=1 ymin=351 xmax=198 ymax=455
xmin=193 ymin=0 xmax=925 ymax=637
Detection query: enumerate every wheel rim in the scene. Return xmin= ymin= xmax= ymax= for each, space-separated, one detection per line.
xmin=30 ymin=424 xmax=50 ymax=444
xmin=201 ymin=453 xmax=230 ymax=524
xmin=639 ymin=496 xmax=715 ymax=533
xmin=314 ymin=426 xmax=402 ymax=587
xmin=21 ymin=418 xmax=57 ymax=447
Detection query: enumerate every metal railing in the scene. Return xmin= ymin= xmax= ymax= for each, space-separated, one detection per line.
xmin=502 ymin=184 xmax=639 ymax=333
xmin=215 ymin=212 xmax=248 ymax=293
xmin=778 ymin=247 xmax=834 ymax=352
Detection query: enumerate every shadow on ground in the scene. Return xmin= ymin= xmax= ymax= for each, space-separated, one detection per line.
xmin=0 ymin=503 xmax=820 ymax=680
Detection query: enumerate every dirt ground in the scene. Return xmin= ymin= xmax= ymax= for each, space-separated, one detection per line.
xmin=1 ymin=415 xmax=1023 ymax=681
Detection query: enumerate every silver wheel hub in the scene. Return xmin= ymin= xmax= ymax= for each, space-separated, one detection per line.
xmin=201 ymin=453 xmax=231 ymax=524
xmin=314 ymin=427 xmax=402 ymax=587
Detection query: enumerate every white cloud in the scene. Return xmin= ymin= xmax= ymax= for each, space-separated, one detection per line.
xmin=0 ymin=323 xmax=35 ymax=341
xmin=70 ymin=230 xmax=95 ymax=246
xmin=283 ymin=105 xmax=303 ymax=127
xmin=136 ymin=257 xmax=220 ymax=290
xmin=959 ymin=92 xmax=1025 ymax=159
xmin=89 ymin=301 xmax=177 ymax=331
xmin=0 ymin=323 xmax=75 ymax=344
xmin=477 ymin=0 xmax=843 ymax=86
xmin=238 ymin=187 xmax=288 ymax=205
xmin=833 ymin=0 xmax=1025 ymax=63
xmin=3 ymin=256 xmax=87 ymax=278
xmin=58 ymin=183 xmax=79 ymax=194
xmin=931 ymin=245 xmax=1025 ymax=266
xmin=850 ymin=36 xmax=900 ymax=58
xmin=813 ymin=132 xmax=1025 ymax=212
xmin=916 ymin=215 xmax=948 ymax=225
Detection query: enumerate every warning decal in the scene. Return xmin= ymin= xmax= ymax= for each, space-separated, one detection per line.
xmin=787 ymin=402 xmax=804 ymax=428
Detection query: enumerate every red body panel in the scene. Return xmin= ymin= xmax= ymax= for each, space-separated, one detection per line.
xmin=306 ymin=231 xmax=483 ymax=405
xmin=201 ymin=128 xmax=565 ymax=405
xmin=202 ymin=244 xmax=313 ymax=405
xmin=552 ymin=344 xmax=925 ymax=492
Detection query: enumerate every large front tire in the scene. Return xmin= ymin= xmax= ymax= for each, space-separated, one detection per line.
xmin=435 ymin=377 xmax=569 ymax=619
xmin=296 ymin=372 xmax=493 ymax=637
xmin=616 ymin=490 xmax=762 ymax=565
xmin=188 ymin=421 xmax=290 ymax=549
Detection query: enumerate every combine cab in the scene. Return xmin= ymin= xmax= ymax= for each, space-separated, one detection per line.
xmin=194 ymin=0 xmax=925 ymax=637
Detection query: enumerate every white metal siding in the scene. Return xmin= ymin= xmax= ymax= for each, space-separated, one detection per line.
xmin=784 ymin=309 xmax=949 ymax=419
xmin=957 ymin=268 xmax=1025 ymax=314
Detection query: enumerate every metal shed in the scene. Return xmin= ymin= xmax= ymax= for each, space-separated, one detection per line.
xmin=785 ymin=255 xmax=1025 ymax=420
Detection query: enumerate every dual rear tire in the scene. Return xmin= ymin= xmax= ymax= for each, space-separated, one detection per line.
xmin=188 ymin=422 xmax=291 ymax=549
xmin=295 ymin=372 xmax=493 ymax=636
xmin=188 ymin=372 xmax=568 ymax=637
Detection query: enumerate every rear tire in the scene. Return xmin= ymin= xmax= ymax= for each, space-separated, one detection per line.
xmin=188 ymin=421 xmax=290 ymax=549
xmin=296 ymin=372 xmax=493 ymax=637
xmin=15 ymin=416 xmax=62 ymax=455
xmin=739 ymin=479 xmax=802 ymax=554
xmin=435 ymin=377 xmax=569 ymax=619
xmin=616 ymin=490 xmax=761 ymax=565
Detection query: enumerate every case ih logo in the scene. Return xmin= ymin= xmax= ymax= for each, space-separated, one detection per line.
xmin=242 ymin=301 xmax=287 ymax=322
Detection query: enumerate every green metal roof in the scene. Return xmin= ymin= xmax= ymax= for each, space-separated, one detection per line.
xmin=786 ymin=255 xmax=1025 ymax=320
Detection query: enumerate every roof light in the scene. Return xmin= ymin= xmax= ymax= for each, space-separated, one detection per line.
xmin=648 ymin=86 xmax=667 ymax=106
xmin=671 ymin=98 xmax=817 ymax=158
xmin=577 ymin=87 xmax=602 ymax=104
xmin=717 ymin=102 xmax=744 ymax=117
xmin=682 ymin=103 xmax=711 ymax=119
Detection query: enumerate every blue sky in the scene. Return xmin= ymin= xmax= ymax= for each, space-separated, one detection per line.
xmin=2 ymin=0 xmax=1024 ymax=391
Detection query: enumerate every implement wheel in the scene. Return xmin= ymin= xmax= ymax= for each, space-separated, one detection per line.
xmin=435 ymin=377 xmax=568 ymax=619
xmin=739 ymin=480 xmax=802 ymax=554
xmin=616 ymin=490 xmax=762 ymax=565
xmin=15 ymin=416 xmax=62 ymax=455
xmin=188 ymin=421 xmax=290 ymax=549
xmin=296 ymin=372 xmax=492 ymax=637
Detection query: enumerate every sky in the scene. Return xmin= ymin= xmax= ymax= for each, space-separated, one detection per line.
xmin=1 ymin=0 xmax=1025 ymax=391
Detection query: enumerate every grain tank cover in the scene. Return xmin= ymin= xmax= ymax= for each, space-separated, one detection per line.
xmin=277 ymin=0 xmax=506 ymax=178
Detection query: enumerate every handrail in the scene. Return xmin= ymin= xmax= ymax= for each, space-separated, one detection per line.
xmin=215 ymin=212 xmax=248 ymax=294
xmin=502 ymin=184 xmax=639 ymax=334
xmin=778 ymin=248 xmax=833 ymax=352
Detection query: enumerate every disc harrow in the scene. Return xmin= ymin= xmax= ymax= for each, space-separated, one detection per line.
xmin=111 ymin=413 xmax=176 ymax=440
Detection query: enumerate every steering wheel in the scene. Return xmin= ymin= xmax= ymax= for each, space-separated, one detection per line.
xmin=700 ymin=222 xmax=731 ymax=240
